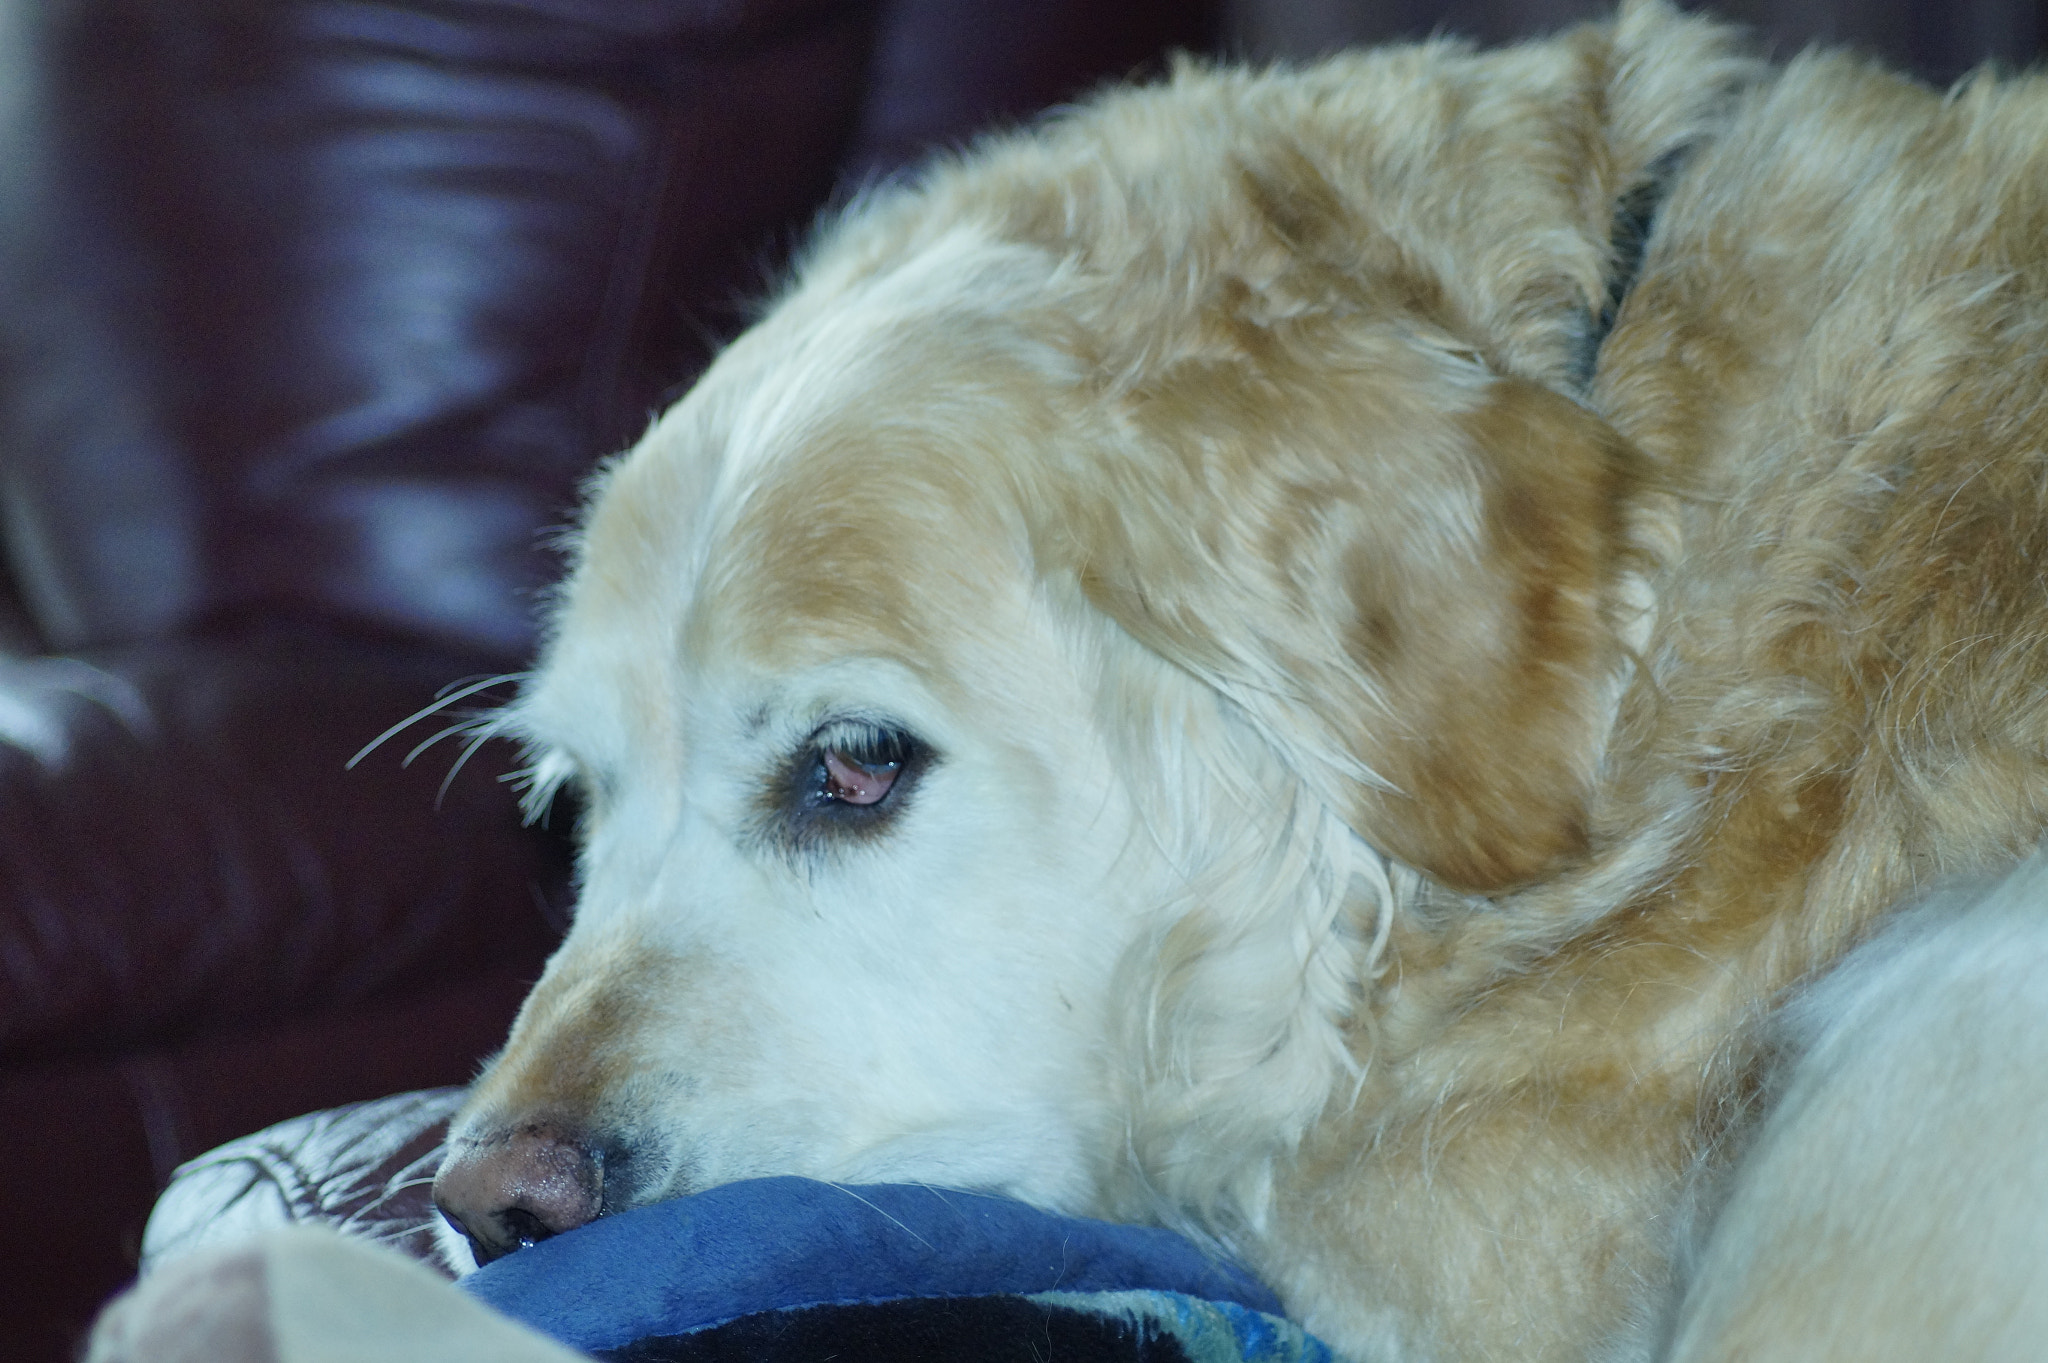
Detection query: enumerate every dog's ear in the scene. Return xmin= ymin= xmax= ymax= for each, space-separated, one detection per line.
xmin=1064 ymin=336 xmax=1638 ymax=894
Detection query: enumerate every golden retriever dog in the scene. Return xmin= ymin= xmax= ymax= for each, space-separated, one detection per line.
xmin=431 ymin=3 xmax=2048 ymax=1357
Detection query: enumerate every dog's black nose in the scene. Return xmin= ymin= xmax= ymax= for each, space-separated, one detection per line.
xmin=433 ymin=1123 xmax=603 ymax=1265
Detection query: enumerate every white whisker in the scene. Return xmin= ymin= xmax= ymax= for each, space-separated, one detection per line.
xmin=346 ymin=673 xmax=529 ymax=770
xmin=821 ymin=1182 xmax=935 ymax=1251
xmin=404 ymin=717 xmax=491 ymax=769
xmin=436 ymin=729 xmax=499 ymax=808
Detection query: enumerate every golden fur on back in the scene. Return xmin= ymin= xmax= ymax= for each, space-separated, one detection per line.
xmin=438 ymin=5 xmax=2048 ymax=1358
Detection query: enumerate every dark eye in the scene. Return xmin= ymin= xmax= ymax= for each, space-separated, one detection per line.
xmin=804 ymin=721 xmax=911 ymax=810
xmin=822 ymin=745 xmax=901 ymax=806
xmin=773 ymin=719 xmax=927 ymax=846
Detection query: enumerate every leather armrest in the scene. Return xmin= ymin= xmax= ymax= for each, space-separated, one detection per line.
xmin=0 ymin=626 xmax=570 ymax=1064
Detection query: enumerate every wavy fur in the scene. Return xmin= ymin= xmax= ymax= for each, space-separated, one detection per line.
xmin=438 ymin=6 xmax=2048 ymax=1358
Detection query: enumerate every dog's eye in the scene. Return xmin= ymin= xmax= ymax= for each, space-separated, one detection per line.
xmin=808 ymin=721 xmax=912 ymax=809
xmin=822 ymin=746 xmax=901 ymax=805
xmin=773 ymin=720 xmax=925 ymax=845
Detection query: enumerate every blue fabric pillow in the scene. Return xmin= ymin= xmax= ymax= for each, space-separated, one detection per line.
xmin=459 ymin=1177 xmax=1283 ymax=1356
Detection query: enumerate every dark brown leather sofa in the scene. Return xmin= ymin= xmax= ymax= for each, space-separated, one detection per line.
xmin=0 ymin=3 xmax=1217 ymax=1356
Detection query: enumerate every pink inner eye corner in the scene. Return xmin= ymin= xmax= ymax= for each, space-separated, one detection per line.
xmin=823 ymin=748 xmax=900 ymax=805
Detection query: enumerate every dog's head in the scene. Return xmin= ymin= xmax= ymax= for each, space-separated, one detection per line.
xmin=433 ymin=51 xmax=1649 ymax=1268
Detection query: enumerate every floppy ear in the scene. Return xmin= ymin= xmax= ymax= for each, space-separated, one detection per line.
xmin=1065 ymin=334 xmax=1639 ymax=894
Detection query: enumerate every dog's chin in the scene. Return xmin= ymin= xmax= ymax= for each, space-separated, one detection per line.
xmin=632 ymin=1106 xmax=1109 ymax=1217
xmin=822 ymin=1120 xmax=1107 ymax=1215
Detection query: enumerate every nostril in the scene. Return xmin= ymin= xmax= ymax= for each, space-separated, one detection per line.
xmin=432 ymin=1122 xmax=606 ymax=1265
xmin=499 ymin=1206 xmax=556 ymax=1251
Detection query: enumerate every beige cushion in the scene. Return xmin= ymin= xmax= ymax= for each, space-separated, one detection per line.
xmin=87 ymin=1226 xmax=583 ymax=1363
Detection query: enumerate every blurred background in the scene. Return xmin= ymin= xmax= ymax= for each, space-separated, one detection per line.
xmin=0 ymin=0 xmax=2040 ymax=1358
xmin=1231 ymin=0 xmax=2042 ymax=82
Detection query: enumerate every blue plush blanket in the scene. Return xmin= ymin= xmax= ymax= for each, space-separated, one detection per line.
xmin=458 ymin=1176 xmax=1334 ymax=1362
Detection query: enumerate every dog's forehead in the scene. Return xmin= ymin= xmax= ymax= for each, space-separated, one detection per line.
xmin=538 ymin=230 xmax=1080 ymax=731
xmin=693 ymin=422 xmax=1032 ymax=668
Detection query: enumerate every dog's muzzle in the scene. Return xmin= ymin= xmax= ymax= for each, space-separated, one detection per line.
xmin=433 ymin=1121 xmax=605 ymax=1265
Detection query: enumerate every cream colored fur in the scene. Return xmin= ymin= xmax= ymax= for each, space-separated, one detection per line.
xmin=1664 ymin=856 xmax=2048 ymax=1361
xmin=444 ymin=4 xmax=2048 ymax=1357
